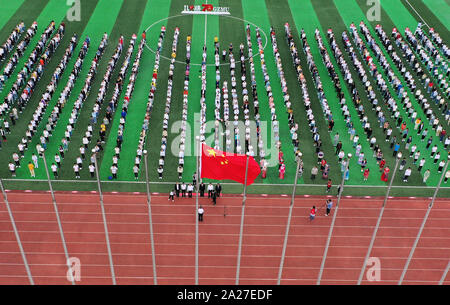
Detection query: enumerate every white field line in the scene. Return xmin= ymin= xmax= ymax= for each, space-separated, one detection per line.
xmin=404 ymin=0 xmax=430 ymax=28
xmin=4 ymin=178 xmax=449 ymax=189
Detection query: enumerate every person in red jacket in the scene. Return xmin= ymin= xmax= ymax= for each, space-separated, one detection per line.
xmin=381 ymin=166 xmax=390 ymax=182
xmin=326 ymin=179 xmax=332 ymax=193
xmin=309 ymin=206 xmax=316 ymax=222
xmin=363 ymin=168 xmax=370 ymax=181
xmin=379 ymin=158 xmax=386 ymax=172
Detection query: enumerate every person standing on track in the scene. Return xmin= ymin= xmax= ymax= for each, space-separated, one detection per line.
xmin=309 ymin=206 xmax=317 ymax=222
xmin=187 ymin=183 xmax=194 ymax=198
xmin=174 ymin=182 xmax=180 ymax=197
xmin=212 ymin=189 xmax=217 ymax=205
xmin=181 ymin=182 xmax=187 ymax=197
xmin=215 ymin=183 xmax=222 ymax=197
xmin=168 ymin=190 xmax=174 ymax=202
xmin=325 ymin=199 xmax=333 ymax=216
xmin=198 ymin=206 xmax=204 ymax=222
xmin=199 ymin=182 xmax=205 ymax=197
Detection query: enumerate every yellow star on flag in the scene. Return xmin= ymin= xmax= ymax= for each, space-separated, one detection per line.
xmin=207 ymin=149 xmax=216 ymax=157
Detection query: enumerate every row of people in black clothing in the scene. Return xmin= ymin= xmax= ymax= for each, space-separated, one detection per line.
xmin=174 ymin=182 xmax=222 ymax=198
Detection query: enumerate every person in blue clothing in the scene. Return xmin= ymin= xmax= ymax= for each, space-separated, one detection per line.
xmin=393 ymin=142 xmax=400 ymax=157
xmin=325 ymin=199 xmax=333 ymax=216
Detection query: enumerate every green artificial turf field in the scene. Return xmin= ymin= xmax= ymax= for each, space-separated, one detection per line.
xmin=0 ymin=0 xmax=448 ymax=197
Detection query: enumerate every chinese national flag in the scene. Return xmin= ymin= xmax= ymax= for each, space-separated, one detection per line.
xmin=200 ymin=144 xmax=261 ymax=185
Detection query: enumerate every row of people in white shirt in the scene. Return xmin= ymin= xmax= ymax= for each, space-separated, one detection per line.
xmin=327 ymin=29 xmax=388 ymax=169
xmin=0 ymin=22 xmax=28 ymax=89
xmin=135 ymin=26 xmax=166 ymax=173
xmin=428 ymin=27 xmax=449 ymax=62
xmin=275 ymin=25 xmax=303 ymax=158
xmin=255 ymin=27 xmax=282 ymax=168
xmin=53 ymin=34 xmax=109 ymax=169
xmin=157 ymin=28 xmax=179 ymax=178
xmin=0 ymin=22 xmax=25 ymax=63
xmin=106 ymin=33 xmax=145 ymax=179
xmin=415 ymin=24 xmax=449 ymax=78
xmin=1 ymin=21 xmax=58 ymax=119
xmin=238 ymin=42 xmax=254 ymax=155
xmin=398 ymin=27 xmax=448 ymax=118
xmin=226 ymin=44 xmax=243 ymax=154
xmin=348 ymin=23 xmax=447 ymax=173
xmin=246 ymin=24 xmax=265 ymax=160
xmin=1 ymin=22 xmax=36 ymax=93
xmin=355 ymin=22 xmax=447 ymax=161
xmin=37 ymin=37 xmax=91 ymax=153
xmin=10 ymin=34 xmax=76 ymax=169
xmin=381 ymin=25 xmax=449 ymax=133
xmin=176 ymin=34 xmax=192 ymax=178
xmin=403 ymin=27 xmax=449 ymax=93
xmin=81 ymin=35 xmax=134 ymax=178
xmin=213 ymin=40 xmax=222 ymax=150
xmin=199 ymin=44 xmax=207 ymax=147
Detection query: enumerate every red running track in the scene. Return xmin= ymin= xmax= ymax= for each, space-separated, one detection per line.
xmin=0 ymin=191 xmax=449 ymax=285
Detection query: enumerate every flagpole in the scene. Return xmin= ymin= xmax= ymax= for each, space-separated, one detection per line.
xmin=92 ymin=149 xmax=116 ymax=285
xmin=277 ymin=152 xmax=302 ymax=284
xmin=235 ymin=154 xmax=250 ymax=284
xmin=357 ymin=152 xmax=402 ymax=284
xmin=143 ymin=149 xmax=157 ymax=285
xmin=317 ymin=152 xmax=352 ymax=284
xmin=242 ymin=154 xmax=250 ymax=205
xmin=0 ymin=178 xmax=34 ymax=285
xmin=195 ymin=137 xmax=201 ymax=285
xmin=398 ymin=156 xmax=450 ymax=284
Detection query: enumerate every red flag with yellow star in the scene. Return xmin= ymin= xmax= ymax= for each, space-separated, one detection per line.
xmin=200 ymin=144 xmax=261 ymax=185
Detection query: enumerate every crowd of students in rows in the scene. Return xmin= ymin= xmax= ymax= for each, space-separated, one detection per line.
xmin=358 ymin=23 xmax=447 ymax=154
xmin=415 ymin=25 xmax=449 ymax=80
xmin=107 ymin=34 xmax=145 ymax=180
xmin=327 ymin=28 xmax=391 ymax=180
xmin=404 ymin=26 xmax=449 ymax=118
xmin=73 ymin=36 xmax=127 ymax=178
xmin=245 ymin=24 xmax=266 ymax=162
xmin=225 ymin=43 xmax=244 ymax=154
xmin=255 ymin=27 xmax=281 ymax=177
xmin=0 ymin=22 xmax=29 ymax=91
xmin=4 ymin=23 xmax=66 ymax=167
xmin=3 ymin=22 xmax=449 ymax=184
xmin=172 ymin=34 xmax=192 ymax=180
xmin=2 ymin=21 xmax=59 ymax=120
xmin=342 ymin=21 xmax=448 ymax=180
xmin=213 ymin=39 xmax=222 ymax=150
xmin=428 ymin=27 xmax=449 ymax=60
xmin=393 ymin=27 xmax=449 ymax=124
xmin=15 ymin=33 xmax=76 ymax=166
xmin=134 ymin=27 xmax=166 ymax=179
xmin=270 ymin=26 xmax=301 ymax=179
xmin=156 ymin=28 xmax=179 ymax=180
xmin=374 ymin=24 xmax=448 ymax=142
